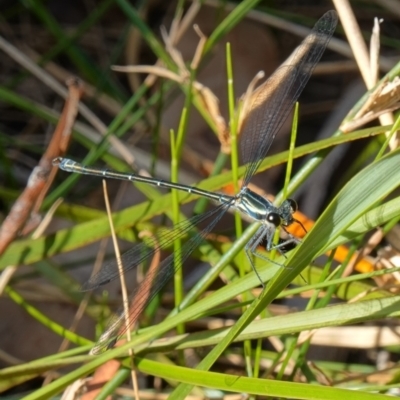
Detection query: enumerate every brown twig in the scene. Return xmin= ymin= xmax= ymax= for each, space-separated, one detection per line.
xmin=0 ymin=78 xmax=82 ymax=255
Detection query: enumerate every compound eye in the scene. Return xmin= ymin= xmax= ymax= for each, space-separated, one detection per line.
xmin=288 ymin=198 xmax=298 ymax=212
xmin=267 ymin=212 xmax=281 ymax=227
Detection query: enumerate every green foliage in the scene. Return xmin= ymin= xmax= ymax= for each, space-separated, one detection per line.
xmin=1 ymin=1 xmax=400 ymax=399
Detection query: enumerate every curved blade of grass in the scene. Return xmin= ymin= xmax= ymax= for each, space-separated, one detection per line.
xmin=170 ymin=147 xmax=400 ymax=398
xmin=0 ymin=125 xmax=386 ymax=268
xmin=140 ymin=295 xmax=400 ymax=353
xmin=304 ymin=148 xmax=400 ymax=260
xmin=0 ymin=353 xmax=89 ymax=392
xmin=136 ymin=357 xmax=391 ymax=400
xmin=8 ymin=279 xmax=400 ymax=398
xmin=16 ymin=266 xmax=400 ymax=398
xmin=3 ymin=294 xmax=400 ymax=388
xmin=329 ymin=196 xmax=400 ymax=249
xmin=4 ymin=286 xmax=91 ymax=347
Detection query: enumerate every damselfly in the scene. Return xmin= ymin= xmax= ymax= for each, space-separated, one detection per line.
xmin=54 ymin=10 xmax=337 ymax=354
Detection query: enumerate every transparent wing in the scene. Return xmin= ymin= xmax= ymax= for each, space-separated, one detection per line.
xmin=83 ymin=202 xmax=230 ymax=290
xmin=240 ymin=10 xmax=338 ymax=187
xmin=87 ymin=201 xmax=232 ymax=354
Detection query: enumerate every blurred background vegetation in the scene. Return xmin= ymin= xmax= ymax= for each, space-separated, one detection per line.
xmin=1 ymin=0 xmax=400 ymax=398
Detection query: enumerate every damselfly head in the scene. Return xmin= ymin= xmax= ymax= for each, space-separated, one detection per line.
xmin=281 ymin=198 xmax=308 ymax=236
xmin=279 ymin=198 xmax=298 ymax=227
